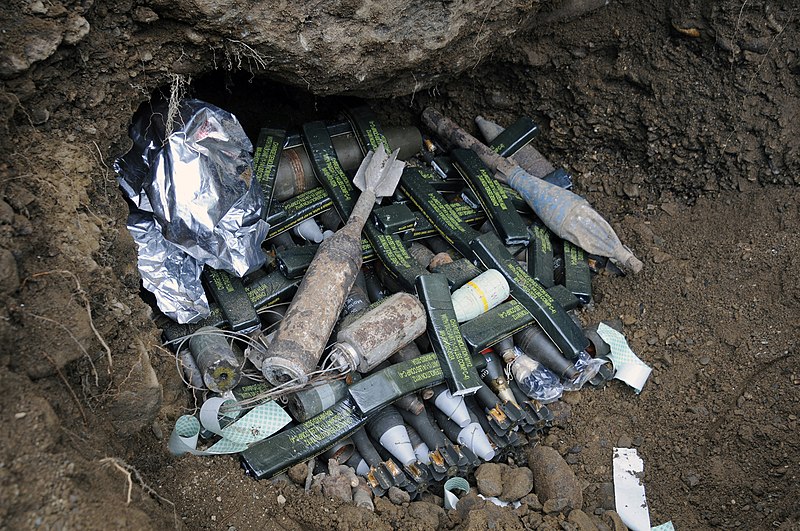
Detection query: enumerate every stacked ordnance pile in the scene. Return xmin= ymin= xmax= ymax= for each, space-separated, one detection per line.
xmin=119 ymin=102 xmax=645 ymax=506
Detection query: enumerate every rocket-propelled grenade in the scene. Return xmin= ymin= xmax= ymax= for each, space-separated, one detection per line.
xmin=260 ymin=145 xmax=406 ymax=386
xmin=421 ymin=107 xmax=643 ymax=273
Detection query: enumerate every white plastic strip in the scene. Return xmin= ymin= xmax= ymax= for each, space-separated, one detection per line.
xmin=443 ymin=477 xmax=470 ymax=510
xmin=613 ymin=447 xmax=651 ymax=531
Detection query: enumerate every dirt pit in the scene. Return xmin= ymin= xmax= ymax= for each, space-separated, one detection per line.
xmin=1 ymin=0 xmax=798 ymax=529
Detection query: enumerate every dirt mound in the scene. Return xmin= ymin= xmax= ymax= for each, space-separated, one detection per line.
xmin=0 ymin=0 xmax=797 ymax=529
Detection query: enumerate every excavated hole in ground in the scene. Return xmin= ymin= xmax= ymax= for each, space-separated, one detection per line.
xmin=3 ymin=2 xmax=798 ymax=528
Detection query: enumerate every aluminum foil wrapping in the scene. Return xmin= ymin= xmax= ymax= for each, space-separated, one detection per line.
xmin=115 ymin=100 xmax=269 ymax=323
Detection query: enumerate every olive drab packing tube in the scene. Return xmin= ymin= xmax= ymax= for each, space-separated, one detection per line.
xmin=546 ymin=284 xmax=581 ymax=312
xmin=344 ymin=106 xmax=391 ymax=154
xmin=275 ymin=245 xmax=320 ymax=279
xmin=431 ymin=258 xmax=483 ymax=290
xmin=240 ymin=397 xmax=366 ymax=479
xmin=486 ymin=116 xmax=541 ymax=159
xmin=460 ymin=299 xmax=534 ymax=354
xmin=529 ymin=225 xmax=555 ymax=288
xmin=302 ymin=121 xmax=426 ymax=292
xmin=372 ymin=203 xmax=417 ymax=236
xmin=241 ymin=353 xmax=451 ymax=480
xmin=450 ymin=148 xmax=530 ymax=246
xmin=262 ymin=138 xmax=406 ymax=386
xmin=267 ymin=121 xmax=423 ymax=202
xmin=416 ymin=274 xmax=483 ymax=396
xmin=469 ymin=232 xmax=589 ymax=360
xmin=252 ymin=127 xmax=286 ymax=219
xmin=423 ymin=108 xmax=644 ymax=273
xmin=562 ymin=240 xmax=593 ymax=304
xmin=348 ymin=353 xmax=448 ymax=414
xmin=265 ymin=186 xmax=333 ymax=238
xmin=202 ymin=268 xmax=260 ymax=333
xmin=159 ymin=270 xmax=300 ymax=343
xmin=399 ymin=167 xmax=481 ymax=258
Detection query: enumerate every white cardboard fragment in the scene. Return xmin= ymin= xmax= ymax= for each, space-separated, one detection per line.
xmin=613 ymin=447 xmax=651 ymax=531
xmin=597 ymin=323 xmax=652 ymax=393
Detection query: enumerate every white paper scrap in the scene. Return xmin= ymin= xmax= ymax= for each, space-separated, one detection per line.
xmin=613 ymin=447 xmax=651 ymax=531
xmin=597 ymin=323 xmax=652 ymax=393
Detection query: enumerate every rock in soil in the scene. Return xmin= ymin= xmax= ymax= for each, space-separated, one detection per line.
xmin=603 ymin=510 xmax=628 ymax=531
xmin=500 ymin=466 xmax=534 ymax=502
xmin=387 ymin=486 xmax=410 ymax=505
xmin=528 ymin=445 xmax=583 ymax=509
xmin=287 ymin=462 xmax=308 ymax=486
xmin=321 ymin=474 xmax=353 ymax=503
xmin=475 ymin=462 xmax=506 ymax=497
xmin=0 ymin=249 xmax=19 ymax=295
xmin=543 ymin=497 xmax=573 ymax=515
xmin=569 ymin=509 xmax=599 ymax=530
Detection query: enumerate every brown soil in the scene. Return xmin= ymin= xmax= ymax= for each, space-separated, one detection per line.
xmin=1 ymin=0 xmax=798 ymax=530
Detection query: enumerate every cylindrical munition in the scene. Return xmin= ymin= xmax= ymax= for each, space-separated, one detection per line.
xmin=329 ymin=292 xmax=427 ymax=373
xmin=351 ymin=427 xmax=385 ymax=471
xmin=353 ymin=477 xmax=375 ymax=511
xmin=451 ymin=269 xmax=510 ymax=323
xmin=514 ymin=325 xmax=580 ymax=380
xmin=187 ymin=326 xmax=243 ymax=392
xmin=346 ymin=451 xmax=371 ymax=477
xmin=583 ymin=323 xmax=611 ymax=358
xmin=457 ymin=422 xmax=496 ymax=462
xmin=408 ymin=242 xmax=436 ymax=269
xmin=432 ymin=385 xmax=472 ymax=428
xmin=285 ymin=379 xmax=349 ymax=422
xmin=480 ymin=342 xmax=518 ymax=406
xmin=405 ymin=425 xmax=432 ymax=465
xmin=424 ymin=108 xmax=643 ymax=273
xmin=394 ymin=393 xmax=425 ymax=416
xmin=366 ymin=406 xmax=417 ymax=466
xmin=178 ymin=348 xmax=205 ymax=389
xmin=260 ymin=212 xmax=364 ymax=385
xmin=273 ymin=126 xmax=422 ymax=201
xmin=292 ymin=218 xmax=325 ymax=243
xmin=322 ymin=438 xmax=355 ymax=465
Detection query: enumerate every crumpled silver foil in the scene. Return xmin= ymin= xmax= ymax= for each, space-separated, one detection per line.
xmin=115 ymin=99 xmax=269 ymax=323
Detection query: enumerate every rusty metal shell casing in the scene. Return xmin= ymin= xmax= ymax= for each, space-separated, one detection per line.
xmin=187 ymin=326 xmax=244 ymax=392
xmin=329 ymin=292 xmax=427 ymax=373
xmin=260 ymin=220 xmax=364 ymax=385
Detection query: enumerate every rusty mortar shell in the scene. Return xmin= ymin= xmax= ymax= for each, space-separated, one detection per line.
xmin=329 ymin=292 xmax=427 ymax=374
xmin=273 ymin=126 xmax=422 ymax=201
xmin=187 ymin=326 xmax=243 ymax=392
xmin=260 ymin=216 xmax=364 ymax=386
